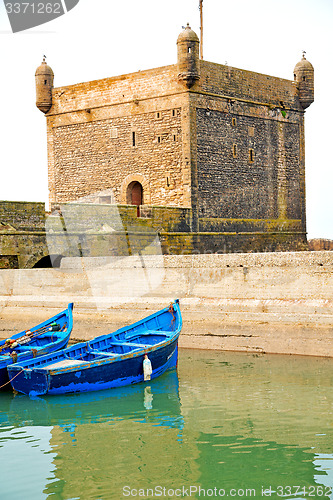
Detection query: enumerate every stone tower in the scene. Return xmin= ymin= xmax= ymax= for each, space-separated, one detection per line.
xmin=38 ymin=25 xmax=315 ymax=254
xmin=294 ymin=53 xmax=314 ymax=109
xmin=35 ymin=56 xmax=54 ymax=113
xmin=177 ymin=23 xmax=200 ymax=88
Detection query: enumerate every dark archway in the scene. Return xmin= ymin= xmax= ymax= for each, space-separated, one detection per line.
xmin=127 ymin=181 xmax=143 ymax=216
xmin=32 ymin=254 xmax=63 ymax=268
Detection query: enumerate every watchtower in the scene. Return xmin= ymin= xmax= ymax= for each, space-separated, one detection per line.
xmin=177 ymin=23 xmax=200 ymax=88
xmin=294 ymin=53 xmax=314 ymax=109
xmin=35 ymin=56 xmax=54 ymax=113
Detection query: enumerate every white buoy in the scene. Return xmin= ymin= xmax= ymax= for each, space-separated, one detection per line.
xmin=143 ymin=354 xmax=152 ymax=381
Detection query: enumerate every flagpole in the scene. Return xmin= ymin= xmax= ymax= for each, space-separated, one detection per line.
xmin=199 ymin=0 xmax=203 ymax=60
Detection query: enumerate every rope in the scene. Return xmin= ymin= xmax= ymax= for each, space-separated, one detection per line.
xmin=0 ymin=369 xmax=24 ymax=390
xmin=168 ymin=303 xmax=176 ymax=328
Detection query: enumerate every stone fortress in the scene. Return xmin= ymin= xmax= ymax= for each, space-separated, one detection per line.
xmin=2 ymin=26 xmax=332 ymax=361
xmin=1 ymin=24 xmax=314 ymax=267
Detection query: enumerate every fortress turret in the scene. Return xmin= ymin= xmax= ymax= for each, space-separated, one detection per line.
xmin=294 ymin=53 xmax=314 ymax=109
xmin=177 ymin=24 xmax=200 ymax=88
xmin=35 ymin=56 xmax=54 ymax=113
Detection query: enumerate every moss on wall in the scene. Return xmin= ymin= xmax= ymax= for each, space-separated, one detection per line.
xmin=0 ymin=201 xmax=308 ymax=269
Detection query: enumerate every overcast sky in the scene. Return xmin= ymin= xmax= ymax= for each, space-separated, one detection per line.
xmin=0 ymin=0 xmax=332 ymax=239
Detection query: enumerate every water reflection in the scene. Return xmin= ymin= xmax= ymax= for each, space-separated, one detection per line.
xmin=0 ymin=351 xmax=332 ymax=500
xmin=178 ymin=350 xmax=333 ymax=499
xmin=0 ymin=369 xmax=183 ymax=429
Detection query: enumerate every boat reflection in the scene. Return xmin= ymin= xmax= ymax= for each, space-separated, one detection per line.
xmin=0 ymin=369 xmax=183 ymax=430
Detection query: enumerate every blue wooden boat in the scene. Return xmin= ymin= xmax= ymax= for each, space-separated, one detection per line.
xmin=0 ymin=303 xmax=73 ymax=390
xmin=8 ymin=300 xmax=182 ymax=396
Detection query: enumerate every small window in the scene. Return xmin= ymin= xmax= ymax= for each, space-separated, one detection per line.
xmin=157 ymin=136 xmax=161 ymax=144
xmin=99 ymin=196 xmax=111 ymax=204
xmin=156 ymin=112 xmax=161 ymax=119
xmin=233 ymin=144 xmax=237 ymax=158
xmin=132 ymin=131 xmax=136 ymax=147
xmin=232 ymin=117 xmax=237 ymax=127
xmin=173 ymin=134 xmax=177 ymax=142
xmin=166 ymin=176 xmax=170 ymax=187
xmin=249 ymin=149 xmax=254 ymax=162
xmin=110 ymin=127 xmax=118 ymax=139
xmin=172 ymin=109 xmax=176 ymax=117
xmin=44 ymin=80 xmax=47 ymax=85
xmin=303 ymin=76 xmax=306 ymax=81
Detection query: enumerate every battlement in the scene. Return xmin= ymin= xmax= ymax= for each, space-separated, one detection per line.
xmin=48 ymin=65 xmax=180 ymax=117
xmin=199 ymin=61 xmax=301 ymax=111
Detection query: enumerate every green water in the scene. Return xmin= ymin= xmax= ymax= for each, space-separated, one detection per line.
xmin=0 ymin=350 xmax=332 ymax=500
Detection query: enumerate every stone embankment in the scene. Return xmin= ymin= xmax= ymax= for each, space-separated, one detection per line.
xmin=0 ymin=251 xmax=332 ymax=357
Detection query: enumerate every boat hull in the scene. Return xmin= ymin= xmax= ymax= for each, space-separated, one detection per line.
xmin=0 ymin=336 xmax=70 ymax=389
xmin=10 ymin=338 xmax=178 ymax=396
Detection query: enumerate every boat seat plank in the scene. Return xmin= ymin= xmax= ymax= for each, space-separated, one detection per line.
xmin=137 ymin=330 xmax=172 ymax=336
xmin=124 ymin=343 xmax=150 ymax=348
xmin=109 ymin=341 xmax=150 ymax=348
xmin=46 ymin=359 xmax=88 ymax=369
xmin=89 ymin=350 xmax=118 ymax=357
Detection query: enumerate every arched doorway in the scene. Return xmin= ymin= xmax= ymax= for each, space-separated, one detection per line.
xmin=128 ymin=181 xmax=143 ymax=216
xmin=32 ymin=254 xmax=63 ymax=268
xmin=121 ymin=174 xmax=150 ymax=206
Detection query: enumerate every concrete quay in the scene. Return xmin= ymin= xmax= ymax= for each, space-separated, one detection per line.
xmin=0 ymin=251 xmax=332 ymax=358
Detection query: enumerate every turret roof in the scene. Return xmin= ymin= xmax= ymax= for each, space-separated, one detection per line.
xmin=35 ymin=57 xmax=54 ymax=77
xmin=177 ymin=23 xmax=199 ymax=43
xmin=294 ymin=53 xmax=313 ymax=72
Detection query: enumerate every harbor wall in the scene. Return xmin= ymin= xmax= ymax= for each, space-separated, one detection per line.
xmin=0 ymin=251 xmax=332 ymax=357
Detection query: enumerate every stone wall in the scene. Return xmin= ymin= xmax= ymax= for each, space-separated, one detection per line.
xmin=0 ymin=201 xmax=45 ymax=231
xmin=0 ymin=252 xmax=332 ymax=356
xmin=0 ymin=202 xmax=47 ymax=269
xmin=195 ymin=107 xmax=302 ymax=221
xmin=52 ymin=108 xmax=184 ymax=206
xmin=49 ymin=66 xmax=180 ymax=116
xmin=46 ymin=203 xmax=306 ymax=258
xmin=159 ymin=230 xmax=307 ymax=254
xmin=199 ymin=61 xmax=301 ymax=110
xmin=47 ymin=65 xmax=192 ymax=208
xmin=0 ymin=201 xmax=308 ymax=269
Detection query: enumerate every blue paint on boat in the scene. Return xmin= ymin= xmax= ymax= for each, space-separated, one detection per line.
xmin=8 ymin=300 xmax=182 ymax=396
xmin=0 ymin=303 xmax=73 ymax=390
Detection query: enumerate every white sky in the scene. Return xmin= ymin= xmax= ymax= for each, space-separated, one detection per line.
xmin=0 ymin=0 xmax=332 ymax=239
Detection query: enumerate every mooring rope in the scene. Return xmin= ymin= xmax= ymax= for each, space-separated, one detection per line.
xmin=0 ymin=369 xmax=24 ymax=390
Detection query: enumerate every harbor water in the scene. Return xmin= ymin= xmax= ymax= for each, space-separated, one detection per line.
xmin=0 ymin=349 xmax=332 ymax=500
